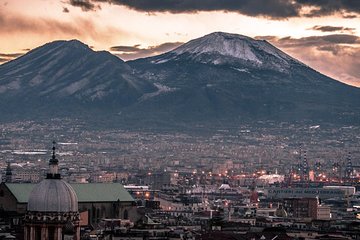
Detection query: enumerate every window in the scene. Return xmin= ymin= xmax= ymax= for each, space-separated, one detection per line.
xmin=35 ymin=227 xmax=41 ymax=240
xmin=123 ymin=209 xmax=128 ymax=220
xmin=48 ymin=227 xmax=55 ymax=240
xmin=96 ymin=208 xmax=100 ymax=222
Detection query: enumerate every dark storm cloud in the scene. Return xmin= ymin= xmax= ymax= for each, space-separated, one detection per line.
xmin=296 ymin=0 xmax=360 ymax=17
xmin=73 ymin=0 xmax=360 ymax=19
xmin=92 ymin=0 xmax=302 ymax=18
xmin=69 ymin=0 xmax=98 ymax=12
xmin=311 ymin=25 xmax=355 ymax=32
xmin=110 ymin=42 xmax=183 ymax=60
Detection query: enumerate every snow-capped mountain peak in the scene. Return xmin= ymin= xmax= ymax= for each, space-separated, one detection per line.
xmin=173 ymin=32 xmax=261 ymax=63
xmin=152 ymin=32 xmax=302 ymax=71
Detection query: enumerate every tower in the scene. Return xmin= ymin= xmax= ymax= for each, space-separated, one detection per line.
xmin=298 ymin=145 xmax=309 ymax=182
xmin=302 ymin=150 xmax=309 ymax=181
xmin=298 ymin=144 xmax=302 ymax=171
xmin=5 ymin=161 xmax=12 ymax=183
xmin=345 ymin=152 xmax=353 ymax=179
xmin=24 ymin=142 xmax=80 ymax=240
xmin=47 ymin=141 xmax=60 ymax=179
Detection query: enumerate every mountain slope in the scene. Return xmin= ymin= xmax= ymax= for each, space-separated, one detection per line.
xmin=0 ymin=34 xmax=359 ymax=125
xmin=0 ymin=40 xmax=156 ymax=117
xmin=148 ymin=32 xmax=301 ymax=72
xmin=128 ymin=32 xmax=360 ymax=123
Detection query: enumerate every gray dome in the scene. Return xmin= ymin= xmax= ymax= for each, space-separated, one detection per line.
xmin=28 ymin=179 xmax=78 ymax=212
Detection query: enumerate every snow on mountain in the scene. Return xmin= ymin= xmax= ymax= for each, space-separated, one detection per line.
xmin=1 ymin=34 xmax=359 ymax=125
xmin=138 ymin=83 xmax=177 ymax=102
xmin=173 ymin=32 xmax=261 ymax=63
xmin=151 ymin=32 xmax=302 ymax=71
xmin=0 ymin=39 xmax=156 ymax=105
xmin=128 ymin=32 xmax=360 ymax=124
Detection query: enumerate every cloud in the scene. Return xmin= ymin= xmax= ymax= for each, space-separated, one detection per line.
xmin=110 ymin=44 xmax=141 ymax=52
xmin=316 ymin=45 xmax=343 ymax=55
xmin=68 ymin=0 xmax=99 ymax=12
xmin=0 ymin=52 xmax=24 ymax=64
xmin=110 ymin=42 xmax=183 ymax=60
xmin=74 ymin=0 xmax=360 ymax=19
xmin=260 ymin=34 xmax=360 ymax=48
xmin=0 ymin=9 xmax=124 ymax=43
xmin=311 ymin=25 xmax=355 ymax=33
xmin=76 ymin=0 xmax=301 ymax=18
xmin=0 ymin=58 xmax=9 ymax=64
xmin=297 ymin=0 xmax=360 ymax=17
xmin=256 ymin=34 xmax=360 ymax=87
xmin=343 ymin=14 xmax=358 ymax=19
xmin=0 ymin=53 xmax=24 ymax=58
xmin=0 ymin=10 xmax=81 ymax=35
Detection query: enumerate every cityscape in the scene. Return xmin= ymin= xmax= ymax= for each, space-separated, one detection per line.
xmin=1 ymin=0 xmax=360 ymax=239
xmin=0 ymin=119 xmax=359 ymax=239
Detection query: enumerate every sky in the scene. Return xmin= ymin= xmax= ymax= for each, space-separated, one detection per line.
xmin=0 ymin=0 xmax=359 ymax=87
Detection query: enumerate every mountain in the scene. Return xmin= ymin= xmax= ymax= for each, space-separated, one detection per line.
xmin=0 ymin=33 xmax=359 ymax=126
xmin=146 ymin=32 xmax=300 ymax=72
xmin=128 ymin=32 xmax=360 ymax=124
xmin=0 ymin=40 xmax=156 ymax=118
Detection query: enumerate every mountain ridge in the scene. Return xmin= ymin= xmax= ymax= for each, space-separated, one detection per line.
xmin=127 ymin=32 xmax=360 ymax=124
xmin=0 ymin=33 xmax=359 ymax=126
xmin=134 ymin=32 xmax=305 ymax=74
xmin=0 ymin=39 xmax=156 ymax=105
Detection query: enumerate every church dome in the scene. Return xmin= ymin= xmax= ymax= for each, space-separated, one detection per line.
xmin=28 ymin=179 xmax=78 ymax=212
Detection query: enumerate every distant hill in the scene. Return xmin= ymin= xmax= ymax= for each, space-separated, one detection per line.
xmin=0 ymin=40 xmax=156 ymax=119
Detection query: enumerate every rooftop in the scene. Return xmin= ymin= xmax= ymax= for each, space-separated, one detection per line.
xmin=4 ymin=182 xmax=134 ymax=203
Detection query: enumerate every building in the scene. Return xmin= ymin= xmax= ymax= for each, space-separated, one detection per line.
xmin=316 ymin=205 xmax=331 ymax=220
xmin=281 ymin=198 xmax=332 ymax=221
xmin=0 ymin=148 xmax=138 ymax=233
xmin=144 ymin=171 xmax=171 ymax=190
xmin=1 ymin=162 xmax=13 ymax=183
xmin=24 ymin=141 xmax=80 ymax=240
xmin=0 ymin=182 xmax=138 ymax=225
xmin=283 ymin=198 xmax=318 ymax=219
xmin=323 ymin=186 xmax=356 ymax=197
xmin=266 ymin=187 xmax=345 ymax=199
xmin=12 ymin=170 xmax=41 ymax=183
